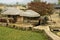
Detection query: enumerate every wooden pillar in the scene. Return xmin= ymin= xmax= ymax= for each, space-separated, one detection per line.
xmin=21 ymin=16 xmax=24 ymax=23
xmin=7 ymin=19 xmax=9 ymax=23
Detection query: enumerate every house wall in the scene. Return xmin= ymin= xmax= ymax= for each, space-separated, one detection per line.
xmin=23 ymin=17 xmax=39 ymax=25
xmin=16 ymin=16 xmax=23 ymax=23
xmin=13 ymin=16 xmax=39 ymax=25
xmin=4 ymin=15 xmax=39 ymax=25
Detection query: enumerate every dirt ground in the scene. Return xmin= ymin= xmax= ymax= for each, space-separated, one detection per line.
xmin=48 ymin=13 xmax=60 ymax=27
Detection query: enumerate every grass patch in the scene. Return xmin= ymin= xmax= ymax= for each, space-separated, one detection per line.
xmin=0 ymin=26 xmax=49 ymax=40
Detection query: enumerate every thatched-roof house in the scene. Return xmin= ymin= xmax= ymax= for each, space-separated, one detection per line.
xmin=22 ymin=10 xmax=40 ymax=25
xmin=54 ymin=5 xmax=60 ymax=9
xmin=54 ymin=5 xmax=60 ymax=13
xmin=1 ymin=7 xmax=40 ymax=25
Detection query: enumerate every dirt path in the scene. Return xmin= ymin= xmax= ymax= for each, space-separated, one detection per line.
xmin=44 ymin=26 xmax=60 ymax=40
xmin=33 ymin=26 xmax=60 ymax=40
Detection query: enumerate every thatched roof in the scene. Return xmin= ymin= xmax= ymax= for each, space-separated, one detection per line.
xmin=20 ymin=10 xmax=40 ymax=17
xmin=1 ymin=8 xmax=40 ymax=17
xmin=1 ymin=7 xmax=24 ymax=15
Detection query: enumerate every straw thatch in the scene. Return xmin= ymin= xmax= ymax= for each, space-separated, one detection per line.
xmin=1 ymin=7 xmax=24 ymax=15
xmin=20 ymin=10 xmax=40 ymax=17
xmin=1 ymin=7 xmax=40 ymax=17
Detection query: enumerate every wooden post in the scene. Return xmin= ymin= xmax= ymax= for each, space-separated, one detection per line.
xmin=6 ymin=19 xmax=9 ymax=26
xmin=7 ymin=19 xmax=9 ymax=23
xmin=21 ymin=16 xmax=24 ymax=23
